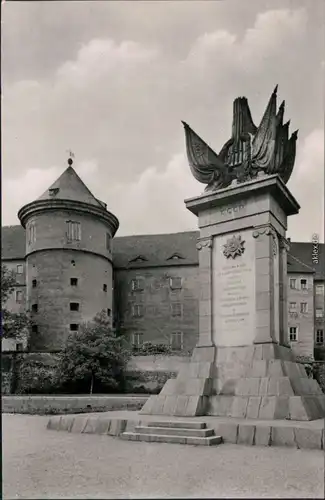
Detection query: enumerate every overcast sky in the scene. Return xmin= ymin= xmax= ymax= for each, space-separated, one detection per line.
xmin=2 ymin=0 xmax=324 ymax=242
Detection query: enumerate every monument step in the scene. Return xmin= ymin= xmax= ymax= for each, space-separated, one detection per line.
xmin=135 ymin=425 xmax=214 ymax=437
xmin=120 ymin=431 xmax=222 ymax=446
xmin=146 ymin=420 xmax=207 ymax=429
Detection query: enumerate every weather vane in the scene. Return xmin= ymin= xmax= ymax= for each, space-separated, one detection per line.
xmin=66 ymin=150 xmax=75 ymax=166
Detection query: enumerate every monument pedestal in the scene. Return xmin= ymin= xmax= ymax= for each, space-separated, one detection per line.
xmin=140 ymin=175 xmax=325 ymax=420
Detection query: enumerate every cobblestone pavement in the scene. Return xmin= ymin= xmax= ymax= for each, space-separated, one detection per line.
xmin=3 ymin=414 xmax=324 ymax=499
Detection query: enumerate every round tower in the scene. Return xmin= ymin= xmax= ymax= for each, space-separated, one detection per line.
xmin=18 ymin=159 xmax=119 ymax=351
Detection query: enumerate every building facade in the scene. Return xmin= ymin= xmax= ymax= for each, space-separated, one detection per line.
xmin=2 ymin=166 xmax=324 ymax=359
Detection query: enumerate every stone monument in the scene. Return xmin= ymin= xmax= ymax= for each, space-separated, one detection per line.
xmin=140 ymin=86 xmax=325 ymax=420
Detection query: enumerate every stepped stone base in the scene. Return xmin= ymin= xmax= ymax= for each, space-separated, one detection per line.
xmin=120 ymin=420 xmax=222 ymax=446
xmin=140 ymin=343 xmax=325 ymax=421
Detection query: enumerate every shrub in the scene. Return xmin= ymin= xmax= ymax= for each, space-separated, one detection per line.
xmin=16 ymin=358 xmax=59 ymax=394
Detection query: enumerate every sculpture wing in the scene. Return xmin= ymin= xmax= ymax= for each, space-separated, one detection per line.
xmin=278 ymin=131 xmax=298 ymax=184
xmin=252 ymin=86 xmax=278 ymax=171
xmin=182 ymin=121 xmax=228 ymax=186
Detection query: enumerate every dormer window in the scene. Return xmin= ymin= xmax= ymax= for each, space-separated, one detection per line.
xmin=129 ymin=255 xmax=148 ymax=263
xmin=66 ymin=221 xmax=81 ymax=242
xmin=49 ymin=188 xmax=60 ymax=197
xmin=167 ymin=253 xmax=184 ymax=261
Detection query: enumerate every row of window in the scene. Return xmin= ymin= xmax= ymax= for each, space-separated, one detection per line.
xmin=27 ymin=221 xmax=112 ymax=250
xmin=288 ymin=302 xmax=324 ymax=317
xmin=30 ymin=303 xmax=111 ymax=315
xmin=289 ymin=327 xmax=324 ymax=344
xmin=289 ymin=302 xmax=309 ymax=313
xmin=289 ymin=279 xmax=324 ymax=295
xmin=132 ymin=332 xmax=183 ymax=350
xmin=131 ymin=302 xmax=183 ymax=318
xmin=131 ymin=277 xmax=182 ymax=292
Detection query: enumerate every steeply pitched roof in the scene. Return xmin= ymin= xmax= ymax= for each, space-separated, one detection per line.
xmin=112 ymin=231 xmax=199 ymax=268
xmin=1 ymin=224 xmax=324 ymax=278
xmin=287 ymin=241 xmax=324 ymax=280
xmin=1 ymin=226 xmax=26 ymax=260
xmin=37 ymin=166 xmax=102 ymax=208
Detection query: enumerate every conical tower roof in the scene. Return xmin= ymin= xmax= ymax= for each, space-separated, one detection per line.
xmin=37 ymin=165 xmax=102 ymax=208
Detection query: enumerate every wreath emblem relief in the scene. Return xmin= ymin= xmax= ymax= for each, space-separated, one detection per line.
xmin=223 ymin=235 xmax=245 ymax=259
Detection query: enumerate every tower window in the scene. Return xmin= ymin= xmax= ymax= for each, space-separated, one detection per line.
xmin=28 ymin=223 xmax=36 ymax=244
xmin=66 ymin=221 xmax=81 ymax=242
xmin=106 ymin=233 xmax=111 ymax=251
xmin=103 ymin=284 xmax=107 ymax=292
xmin=107 ymin=308 xmax=111 ymax=317
xmin=71 ymin=260 xmax=76 ymax=266
xmin=70 ymin=278 xmax=78 ymax=286
xmin=31 ymin=304 xmax=38 ymax=313
xmin=31 ymin=325 xmax=38 ymax=334
xmin=16 ymin=290 xmax=23 ymax=303
xmin=70 ymin=302 xmax=80 ymax=311
xmin=16 ymin=264 xmax=23 ymax=274
xmin=32 ymin=279 xmax=37 ymax=288
xmin=70 ymin=324 xmax=79 ymax=331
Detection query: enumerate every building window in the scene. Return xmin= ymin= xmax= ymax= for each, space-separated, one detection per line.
xmin=289 ymin=279 xmax=297 ymax=289
xmin=28 ymin=223 xmax=36 ymax=244
xmin=103 ymin=284 xmax=107 ymax=292
xmin=131 ymin=278 xmax=144 ymax=292
xmin=16 ymin=290 xmax=23 ymax=303
xmin=32 ymin=279 xmax=37 ymax=288
xmin=31 ymin=325 xmax=38 ymax=334
xmin=70 ymin=302 xmax=80 ymax=311
xmin=66 ymin=221 xmax=81 ymax=241
xmin=300 ymin=279 xmax=307 ymax=290
xmin=132 ymin=304 xmax=144 ymax=317
xmin=132 ymin=332 xmax=143 ymax=348
xmin=316 ymin=329 xmax=324 ymax=344
xmin=70 ymin=278 xmax=78 ymax=286
xmin=316 ymin=308 xmax=324 ymax=318
xmin=16 ymin=343 xmax=24 ymax=352
xmin=70 ymin=324 xmax=79 ymax=331
xmin=316 ymin=284 xmax=324 ymax=295
xmin=170 ymin=277 xmax=182 ymax=290
xmin=107 ymin=308 xmax=111 ymax=317
xmin=171 ymin=302 xmax=183 ymax=317
xmin=16 ymin=264 xmax=23 ymax=274
xmin=170 ymin=331 xmax=183 ymax=350
xmin=106 ymin=233 xmax=111 ymax=251
xmin=31 ymin=304 xmax=38 ymax=313
xmin=289 ymin=302 xmax=297 ymax=312
xmin=300 ymin=302 xmax=308 ymax=313
xmin=71 ymin=260 xmax=76 ymax=266
xmin=289 ymin=327 xmax=298 ymax=342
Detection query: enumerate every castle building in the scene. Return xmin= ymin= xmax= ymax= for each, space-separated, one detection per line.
xmin=2 ymin=165 xmax=324 ymax=359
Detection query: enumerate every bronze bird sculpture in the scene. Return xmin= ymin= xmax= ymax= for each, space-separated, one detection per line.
xmin=182 ymin=86 xmax=298 ymax=192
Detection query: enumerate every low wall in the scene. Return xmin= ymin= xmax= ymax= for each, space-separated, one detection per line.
xmin=47 ymin=414 xmax=325 ymax=451
xmin=2 ymin=395 xmax=148 ymax=415
xmin=125 ymin=355 xmax=189 ymax=393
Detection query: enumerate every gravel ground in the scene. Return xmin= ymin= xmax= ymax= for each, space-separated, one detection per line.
xmin=2 ymin=413 xmax=325 ymax=499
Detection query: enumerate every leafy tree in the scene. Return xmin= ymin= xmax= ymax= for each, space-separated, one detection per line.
xmin=57 ymin=310 xmax=131 ymax=394
xmin=1 ymin=264 xmax=31 ymax=340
